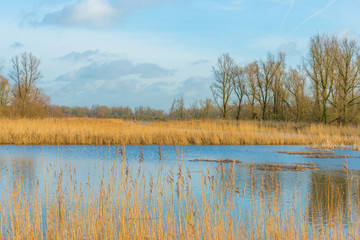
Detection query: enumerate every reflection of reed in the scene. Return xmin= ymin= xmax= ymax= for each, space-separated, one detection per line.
xmin=10 ymin=156 xmax=37 ymax=194
xmin=308 ymin=171 xmax=348 ymax=227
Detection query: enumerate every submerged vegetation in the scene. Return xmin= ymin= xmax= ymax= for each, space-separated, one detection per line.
xmin=189 ymin=158 xmax=241 ymax=163
xmin=304 ymin=154 xmax=349 ymax=159
xmin=276 ymin=151 xmax=332 ymax=155
xmin=251 ymin=162 xmax=320 ymax=171
xmin=1 ymin=148 xmax=360 ymax=239
xmin=276 ymin=150 xmax=351 ymax=159
xmin=188 ymin=158 xmax=320 ymax=171
xmin=1 ymin=118 xmax=360 ymax=145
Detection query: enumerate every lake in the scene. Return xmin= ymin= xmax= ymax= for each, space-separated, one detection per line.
xmin=0 ymin=145 xmax=359 ymax=238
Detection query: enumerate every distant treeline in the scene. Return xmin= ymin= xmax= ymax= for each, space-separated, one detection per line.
xmin=47 ymin=105 xmax=167 ymax=120
xmin=1 ymin=33 xmax=360 ymax=124
xmin=42 ymin=98 xmax=218 ymax=120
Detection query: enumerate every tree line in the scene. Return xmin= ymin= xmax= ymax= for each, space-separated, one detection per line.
xmin=1 ymin=33 xmax=360 ymax=123
xmin=211 ymin=34 xmax=360 ymax=124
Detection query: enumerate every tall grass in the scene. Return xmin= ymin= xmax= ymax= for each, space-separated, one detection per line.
xmin=1 ymin=118 xmax=360 ymax=145
xmin=1 ymin=148 xmax=360 ymax=239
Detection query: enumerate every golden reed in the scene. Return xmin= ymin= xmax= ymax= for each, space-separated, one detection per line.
xmin=0 ymin=118 xmax=359 ymax=145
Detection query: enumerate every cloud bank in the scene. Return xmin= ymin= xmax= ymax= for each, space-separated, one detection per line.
xmin=55 ymin=59 xmax=175 ymax=82
xmin=48 ymin=58 xmax=210 ymax=109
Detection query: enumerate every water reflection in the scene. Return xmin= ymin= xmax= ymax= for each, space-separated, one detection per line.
xmin=0 ymin=155 xmax=38 ymax=196
xmin=307 ymin=170 xmax=359 ymax=227
xmin=0 ymin=144 xmax=358 ymax=237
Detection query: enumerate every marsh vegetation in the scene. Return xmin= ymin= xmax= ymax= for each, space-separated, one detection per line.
xmin=1 ymin=118 xmax=360 ymax=146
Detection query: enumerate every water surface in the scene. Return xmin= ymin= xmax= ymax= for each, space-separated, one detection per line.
xmin=0 ymin=145 xmax=359 ymax=235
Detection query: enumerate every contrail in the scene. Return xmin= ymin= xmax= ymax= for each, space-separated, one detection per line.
xmin=294 ymin=0 xmax=336 ymax=31
xmin=281 ymin=0 xmax=295 ymax=29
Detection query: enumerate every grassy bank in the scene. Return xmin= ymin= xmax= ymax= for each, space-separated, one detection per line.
xmin=1 ymin=118 xmax=360 ymax=145
xmin=2 ymin=149 xmax=360 ymax=239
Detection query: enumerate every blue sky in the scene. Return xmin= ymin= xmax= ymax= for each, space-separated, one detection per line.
xmin=0 ymin=0 xmax=359 ymax=110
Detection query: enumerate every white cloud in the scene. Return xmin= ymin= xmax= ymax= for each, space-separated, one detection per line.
xmin=43 ymin=0 xmax=118 ymax=27
xmin=41 ymin=0 xmax=183 ymax=27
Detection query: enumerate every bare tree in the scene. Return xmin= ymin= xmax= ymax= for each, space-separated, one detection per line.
xmin=189 ymin=101 xmax=200 ymax=119
xmin=199 ymin=98 xmax=216 ymax=119
xmin=332 ymin=38 xmax=360 ymax=124
xmin=175 ymin=97 xmax=186 ymax=120
xmin=285 ymin=67 xmax=307 ymax=122
xmin=304 ymin=34 xmax=337 ymax=124
xmin=232 ymin=66 xmax=246 ymax=120
xmin=244 ymin=62 xmax=259 ymax=119
xmin=9 ymin=52 xmax=42 ymax=117
xmin=0 ymin=76 xmax=11 ymax=106
xmin=271 ymin=52 xmax=287 ymax=120
xmin=211 ymin=53 xmax=236 ymax=119
xmin=25 ymin=87 xmax=50 ymax=118
xmin=255 ymin=53 xmax=283 ymax=120
xmin=169 ymin=97 xmax=186 ymax=119
xmin=169 ymin=98 xmax=176 ymax=119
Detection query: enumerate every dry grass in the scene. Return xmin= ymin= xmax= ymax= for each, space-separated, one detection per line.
xmin=1 ymin=118 xmax=360 ymax=145
xmin=1 ymin=148 xmax=360 ymax=239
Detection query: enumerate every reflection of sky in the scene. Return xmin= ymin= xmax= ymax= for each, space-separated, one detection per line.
xmin=0 ymin=144 xmax=359 ymax=190
xmin=1 ymin=144 xmax=359 ymax=182
xmin=0 ymin=144 xmax=358 ymax=234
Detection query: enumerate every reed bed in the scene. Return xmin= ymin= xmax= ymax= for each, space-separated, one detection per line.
xmin=1 ymin=148 xmax=360 ymax=239
xmin=1 ymin=118 xmax=360 ymax=145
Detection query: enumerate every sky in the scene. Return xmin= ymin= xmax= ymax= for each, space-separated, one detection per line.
xmin=0 ymin=0 xmax=359 ymax=110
